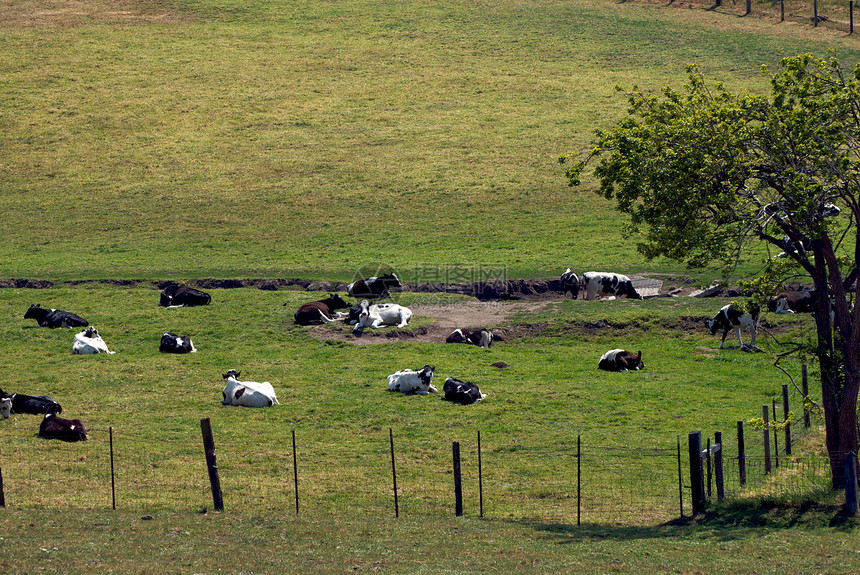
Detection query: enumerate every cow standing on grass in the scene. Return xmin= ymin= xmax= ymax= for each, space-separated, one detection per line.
xmin=706 ymin=303 xmax=760 ymax=349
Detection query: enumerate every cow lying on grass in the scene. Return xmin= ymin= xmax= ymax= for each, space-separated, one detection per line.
xmin=352 ymin=300 xmax=412 ymax=334
xmin=159 ymin=284 xmax=211 ymax=307
xmin=445 ymin=328 xmax=496 ymax=348
xmin=39 ymin=409 xmax=87 ymax=442
xmin=25 ymin=304 xmax=88 ymax=328
xmin=442 ymin=377 xmax=486 ymax=404
xmin=0 ymin=388 xmax=62 ymax=415
xmin=159 ymin=332 xmax=196 ymax=354
xmin=387 ymin=365 xmax=436 ymax=395
xmin=598 ymin=349 xmax=644 ymax=372
xmin=73 ymin=327 xmax=116 ymax=354
xmin=221 ymin=370 xmax=279 ymax=407
xmin=294 ymin=293 xmax=350 ymax=325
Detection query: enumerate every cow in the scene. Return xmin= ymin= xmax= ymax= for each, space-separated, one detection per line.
xmin=221 ymin=370 xmax=279 ymax=407
xmin=159 ymin=332 xmax=196 ymax=354
xmin=24 ymin=304 xmax=88 ymax=328
xmin=159 ymin=284 xmax=211 ymax=307
xmin=442 ymin=377 xmax=487 ymax=404
xmin=561 ymin=268 xmax=581 ymax=299
xmin=347 ymin=273 xmax=402 ymax=299
xmin=387 ymin=365 xmax=436 ymax=395
xmin=1 ymin=397 xmax=10 ymax=419
xmin=706 ymin=303 xmax=760 ymax=349
xmin=294 ymin=293 xmax=350 ymax=325
xmin=352 ymin=300 xmax=412 ymax=334
xmin=598 ymin=349 xmax=644 ymax=372
xmin=582 ymin=272 xmax=644 ymax=301
xmin=38 ymin=409 xmax=87 ymax=442
xmin=767 ymin=290 xmax=819 ymax=314
xmin=446 ymin=328 xmax=495 ymax=349
xmin=72 ymin=326 xmax=115 ymax=354
xmin=0 ymin=388 xmax=62 ymax=415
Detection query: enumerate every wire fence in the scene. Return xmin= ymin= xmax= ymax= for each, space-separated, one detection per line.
xmin=0 ymin=363 xmax=840 ymax=525
xmin=660 ymin=0 xmax=860 ymax=34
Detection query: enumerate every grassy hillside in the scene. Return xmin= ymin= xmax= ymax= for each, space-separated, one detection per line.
xmin=3 ymin=0 xmax=860 ymax=281
xmin=2 ymin=0 xmax=860 ymax=572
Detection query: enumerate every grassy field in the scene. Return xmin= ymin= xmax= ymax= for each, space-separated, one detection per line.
xmin=3 ymin=0 xmax=860 ymax=282
xmin=3 ymin=0 xmax=860 ymax=572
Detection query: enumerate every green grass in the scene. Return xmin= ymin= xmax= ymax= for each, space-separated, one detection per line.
xmin=2 ymin=0 xmax=860 ymax=571
xmin=2 ymin=0 xmax=860 ymax=281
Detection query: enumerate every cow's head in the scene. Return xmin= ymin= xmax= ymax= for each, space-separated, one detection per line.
xmin=326 ymin=293 xmax=349 ymax=310
xmin=705 ymin=318 xmax=718 ymax=335
xmin=24 ymin=304 xmax=44 ymax=319
xmin=82 ymin=326 xmax=99 ymax=338
xmin=380 ymin=273 xmax=402 ymax=289
xmin=222 ymin=369 xmax=241 ymax=380
xmin=627 ymin=350 xmax=644 ymax=370
xmin=0 ymin=397 xmax=11 ymax=419
xmin=561 ymin=268 xmax=580 ymax=299
xmin=418 ymin=364 xmax=436 ymax=392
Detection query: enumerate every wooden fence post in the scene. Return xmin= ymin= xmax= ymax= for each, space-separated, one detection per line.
xmin=802 ymin=364 xmax=811 ymax=428
xmin=763 ymin=406 xmax=772 ymax=474
xmin=0 ymin=445 xmax=5 ymax=508
xmin=291 ymin=430 xmax=299 ymax=514
xmin=714 ymin=432 xmax=724 ymax=501
xmin=737 ymin=421 xmax=746 ymax=486
xmin=110 ymin=426 xmax=116 ymax=510
xmin=677 ymin=435 xmax=684 ymax=518
xmin=815 ymin=0 xmax=819 ymax=25
xmin=453 ymin=441 xmax=463 ymax=517
xmin=390 ymin=428 xmax=399 ymax=518
xmin=782 ymin=384 xmax=792 ymax=455
xmin=781 ymin=0 xmax=785 ymax=21
xmin=577 ymin=434 xmax=582 ymax=526
xmin=477 ymin=430 xmax=483 ymax=518
xmin=200 ymin=417 xmax=224 ymax=512
xmin=773 ymin=399 xmax=780 ymax=469
xmin=851 ymin=2 xmax=855 ymax=34
xmin=706 ymin=437 xmax=712 ymax=498
xmin=845 ymin=452 xmax=859 ymax=515
xmin=746 ymin=0 xmax=752 ymax=15
xmin=688 ymin=431 xmax=705 ymax=515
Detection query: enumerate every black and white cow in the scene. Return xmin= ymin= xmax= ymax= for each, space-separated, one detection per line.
xmin=294 ymin=293 xmax=350 ymax=325
xmin=0 ymin=388 xmax=62 ymax=415
xmin=446 ymin=328 xmax=495 ymax=348
xmin=767 ymin=290 xmax=819 ymax=314
xmin=706 ymin=304 xmax=760 ymax=349
xmin=387 ymin=365 xmax=436 ymax=395
xmin=39 ymin=409 xmax=87 ymax=442
xmin=352 ymin=300 xmax=412 ymax=334
xmin=582 ymin=272 xmax=643 ymax=301
xmin=347 ymin=273 xmax=402 ymax=299
xmin=561 ymin=268 xmax=581 ymax=299
xmin=221 ymin=370 xmax=279 ymax=407
xmin=1 ymin=397 xmax=11 ymax=419
xmin=159 ymin=332 xmax=197 ymax=354
xmin=442 ymin=377 xmax=487 ymax=404
xmin=72 ymin=326 xmax=115 ymax=354
xmin=598 ymin=349 xmax=644 ymax=372
xmin=159 ymin=284 xmax=212 ymax=307
xmin=24 ymin=304 xmax=88 ymax=328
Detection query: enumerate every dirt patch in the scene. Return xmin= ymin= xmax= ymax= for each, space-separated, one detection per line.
xmin=304 ymin=301 xmax=549 ymax=345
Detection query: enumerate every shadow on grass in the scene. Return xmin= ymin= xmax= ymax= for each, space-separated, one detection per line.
xmin=518 ymin=499 xmax=859 ymax=543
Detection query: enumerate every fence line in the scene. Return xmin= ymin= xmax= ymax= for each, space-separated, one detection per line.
xmin=662 ymin=0 xmax=858 ymax=34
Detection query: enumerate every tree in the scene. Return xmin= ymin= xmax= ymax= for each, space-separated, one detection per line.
xmin=560 ymin=53 xmax=860 ymax=488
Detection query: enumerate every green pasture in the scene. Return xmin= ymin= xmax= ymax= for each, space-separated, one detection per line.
xmin=3 ymin=0 xmax=860 ymax=281
xmin=3 ymin=0 xmax=860 ymax=571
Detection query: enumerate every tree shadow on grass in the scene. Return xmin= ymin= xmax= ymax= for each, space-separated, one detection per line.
xmin=519 ymin=500 xmax=859 ymax=544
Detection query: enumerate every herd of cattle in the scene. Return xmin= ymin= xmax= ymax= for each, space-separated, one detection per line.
xmin=4 ymin=271 xmax=821 ymax=440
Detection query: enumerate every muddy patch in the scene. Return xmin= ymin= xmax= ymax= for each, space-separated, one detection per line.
xmin=304 ymin=301 xmax=548 ymax=345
